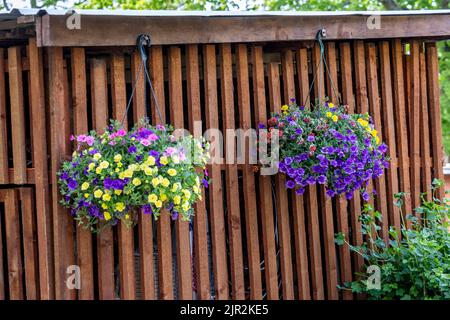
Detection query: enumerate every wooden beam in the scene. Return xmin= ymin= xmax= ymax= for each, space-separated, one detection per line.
xmin=38 ymin=13 xmax=450 ymax=47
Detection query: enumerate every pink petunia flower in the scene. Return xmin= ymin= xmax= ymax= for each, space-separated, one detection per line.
xmin=140 ymin=139 xmax=150 ymax=146
xmin=85 ymin=136 xmax=95 ymax=146
xmin=148 ymin=133 xmax=159 ymax=141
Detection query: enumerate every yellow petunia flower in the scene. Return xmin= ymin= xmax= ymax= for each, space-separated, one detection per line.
xmin=81 ymin=182 xmax=90 ymax=191
xmin=101 ymin=203 xmax=108 ymax=209
xmin=281 ymin=104 xmax=289 ymax=111
xmin=173 ymin=195 xmax=181 ymax=205
xmin=332 ymin=115 xmax=338 ymax=122
xmin=160 ymin=156 xmax=169 ymax=165
xmin=117 ymin=162 xmax=123 ymax=168
xmin=326 ymin=111 xmax=332 ymax=118
xmin=160 ymin=193 xmax=167 ymax=201
xmin=103 ymin=212 xmax=111 ymax=221
xmin=93 ymin=153 xmax=102 ymax=161
xmin=148 ymin=194 xmax=158 ymax=203
xmin=172 ymin=155 xmax=180 ymax=164
xmin=132 ymin=178 xmax=142 ymax=186
xmin=114 ymin=190 xmax=122 ymax=195
xmin=161 ymin=178 xmax=170 ymax=188
xmin=144 ymin=167 xmax=153 ymax=176
xmin=182 ymin=189 xmax=191 ymax=199
xmin=84 ymin=193 xmax=90 ymax=198
xmin=95 ymin=167 xmax=102 ymax=175
xmin=155 ymin=200 xmax=162 ymax=208
xmin=151 ymin=178 xmax=160 ymax=187
xmin=114 ymin=154 xmax=122 ymax=163
xmin=99 ymin=161 xmax=109 ymax=169
xmin=102 ymin=193 xmax=111 ymax=202
xmin=88 ymin=163 xmax=95 ymax=172
xmin=94 ymin=189 xmax=103 ymax=198
xmin=115 ymin=202 xmax=125 ymax=212
xmin=123 ymin=169 xmax=133 ymax=178
xmin=146 ymin=156 xmax=156 ymax=166
xmin=328 ymin=102 xmax=334 ymax=108
xmin=167 ymin=168 xmax=177 ymax=177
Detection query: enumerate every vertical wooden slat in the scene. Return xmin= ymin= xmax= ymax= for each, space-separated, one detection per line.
xmin=298 ymin=47 xmax=324 ymax=300
xmin=379 ymin=41 xmax=401 ymax=231
xmin=149 ymin=46 xmax=174 ymax=300
xmin=297 ymin=48 xmax=310 ymax=108
xmin=365 ymin=43 xmax=389 ymax=241
xmin=49 ymin=47 xmax=73 ymax=300
xmin=0 ymin=49 xmax=8 ymax=184
xmin=8 ymin=47 xmax=27 ymax=184
xmin=235 ymin=44 xmax=262 ymax=300
xmin=251 ymin=46 xmax=278 ymax=300
xmin=327 ymin=42 xmax=353 ymax=301
xmin=277 ymin=50 xmax=295 ymax=300
xmin=28 ymin=39 xmax=54 ymax=300
xmin=4 ymin=189 xmax=23 ymax=299
xmin=325 ymin=42 xmax=339 ymax=103
xmin=203 ymin=44 xmax=229 ymax=300
xmin=131 ymin=51 xmax=146 ymax=120
xmin=90 ymin=57 xmax=115 ymax=300
xmin=71 ymin=47 xmax=95 ymax=300
xmin=426 ymin=42 xmax=445 ymax=200
xmin=19 ymin=188 xmax=39 ymax=300
xmin=131 ymin=48 xmax=155 ymax=301
xmin=220 ymin=44 xmax=245 ymax=300
xmin=168 ymin=46 xmax=193 ymax=300
xmin=312 ymin=45 xmax=338 ymax=301
xmin=419 ymin=48 xmax=432 ymax=199
xmin=0 ymin=192 xmax=4 ymax=300
xmin=111 ymin=52 xmax=137 ymax=300
xmin=341 ymin=42 xmax=364 ymax=274
xmin=391 ymin=39 xmax=413 ymax=225
xmin=186 ymin=44 xmax=210 ymax=300
xmin=409 ymin=41 xmax=421 ymax=212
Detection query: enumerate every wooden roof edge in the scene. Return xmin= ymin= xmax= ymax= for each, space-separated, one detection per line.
xmin=1 ymin=9 xmax=449 ymax=46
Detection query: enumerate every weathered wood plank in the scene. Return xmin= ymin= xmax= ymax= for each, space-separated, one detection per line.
xmin=312 ymin=44 xmax=338 ymax=300
xmin=0 ymin=48 xmax=8 ymax=184
xmin=71 ymin=47 xmax=95 ymax=300
xmin=391 ymin=39 xmax=413 ymax=227
xmin=297 ymin=46 xmax=324 ymax=300
xmin=203 ymin=44 xmax=229 ymax=300
xmin=131 ymin=51 xmax=146 ymax=121
xmin=8 ymin=46 xmax=27 ymax=184
xmin=425 ymin=42 xmax=445 ymax=200
xmin=4 ymin=189 xmax=23 ymax=299
xmin=220 ymin=43 xmax=245 ymax=300
xmin=110 ymin=52 xmax=137 ymax=300
xmin=0 ymin=191 xmax=4 ymax=299
xmin=419 ymin=48 xmax=432 ymax=200
xmin=379 ymin=41 xmax=401 ymax=232
xmin=90 ymin=57 xmax=115 ymax=300
xmin=365 ymin=43 xmax=389 ymax=241
xmin=235 ymin=44 xmax=262 ymax=300
xmin=409 ymin=40 xmax=421 ymax=212
xmin=49 ymin=47 xmax=74 ymax=300
xmin=149 ymin=45 xmax=174 ymax=300
xmin=251 ymin=46 xmax=279 ymax=300
xmin=20 ymin=188 xmax=39 ymax=300
xmin=341 ymin=42 xmax=364 ymax=275
xmin=169 ymin=46 xmax=193 ymax=300
xmin=28 ymin=39 xmax=54 ymax=299
xmin=186 ymin=44 xmax=210 ymax=300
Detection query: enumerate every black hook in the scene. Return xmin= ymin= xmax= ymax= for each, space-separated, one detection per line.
xmin=136 ymin=34 xmax=152 ymax=63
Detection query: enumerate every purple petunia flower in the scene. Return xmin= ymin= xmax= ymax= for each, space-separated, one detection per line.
xmin=284 ymin=157 xmax=293 ymax=166
xmin=361 ymin=190 xmax=370 ymax=202
xmin=295 ymin=128 xmax=303 ymax=135
xmin=143 ymin=205 xmax=153 ymax=215
xmin=171 ymin=211 xmax=179 ymax=221
xmin=317 ymin=175 xmax=327 ymax=184
xmin=286 ymin=180 xmax=295 ymax=189
xmin=202 ymin=179 xmax=209 ymax=188
xmin=60 ymin=172 xmax=69 ymax=180
xmin=67 ymin=178 xmax=78 ymax=190
xmin=307 ymin=135 xmax=315 ymax=142
xmin=128 ymin=145 xmax=137 ymax=154
xmin=295 ymin=187 xmax=305 ymax=195
xmin=148 ymin=150 xmax=160 ymax=158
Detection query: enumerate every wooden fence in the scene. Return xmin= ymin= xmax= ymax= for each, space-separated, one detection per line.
xmin=0 ymin=36 xmax=445 ymax=300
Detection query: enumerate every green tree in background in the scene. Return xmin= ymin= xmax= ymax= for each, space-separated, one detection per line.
xmin=1 ymin=0 xmax=449 ymax=157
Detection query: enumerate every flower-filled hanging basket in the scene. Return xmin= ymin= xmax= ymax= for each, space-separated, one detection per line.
xmin=58 ymin=119 xmax=210 ymax=232
xmin=266 ymin=101 xmax=389 ymax=200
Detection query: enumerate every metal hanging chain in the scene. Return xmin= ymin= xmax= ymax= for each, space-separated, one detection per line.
xmin=302 ymin=29 xmax=341 ymax=108
xmin=121 ymin=34 xmax=164 ymax=125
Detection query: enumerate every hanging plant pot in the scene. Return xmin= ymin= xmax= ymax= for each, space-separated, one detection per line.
xmin=265 ymin=101 xmax=389 ymax=201
xmin=58 ymin=119 xmax=210 ymax=232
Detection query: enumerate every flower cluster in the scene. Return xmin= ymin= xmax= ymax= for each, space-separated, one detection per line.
xmin=264 ymin=101 xmax=389 ymax=200
xmin=58 ymin=119 xmax=210 ymax=232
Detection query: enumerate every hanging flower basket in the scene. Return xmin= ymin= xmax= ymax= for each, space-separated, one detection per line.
xmin=58 ymin=119 xmax=210 ymax=232
xmin=265 ymin=101 xmax=389 ymax=201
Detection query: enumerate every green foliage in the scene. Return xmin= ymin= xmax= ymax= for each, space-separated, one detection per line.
xmin=336 ymin=179 xmax=450 ymax=300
